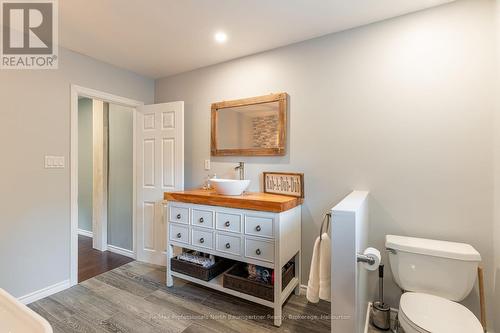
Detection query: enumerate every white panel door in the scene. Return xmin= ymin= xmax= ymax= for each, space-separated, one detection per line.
xmin=137 ymin=101 xmax=184 ymax=265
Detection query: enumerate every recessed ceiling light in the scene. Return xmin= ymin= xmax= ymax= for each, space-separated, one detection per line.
xmin=214 ymin=31 xmax=227 ymax=44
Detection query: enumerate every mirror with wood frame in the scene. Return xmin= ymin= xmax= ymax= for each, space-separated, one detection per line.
xmin=211 ymin=93 xmax=287 ymax=156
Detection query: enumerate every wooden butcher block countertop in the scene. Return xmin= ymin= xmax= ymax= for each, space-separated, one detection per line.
xmin=164 ymin=189 xmax=303 ymax=213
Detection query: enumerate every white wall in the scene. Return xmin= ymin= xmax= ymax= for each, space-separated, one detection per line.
xmin=156 ymin=0 xmax=498 ymax=325
xmin=0 ymin=47 xmax=154 ymax=298
xmin=78 ymin=100 xmax=135 ymax=250
xmin=78 ymin=97 xmax=93 ymax=233
xmin=493 ymin=1 xmax=500 ymax=331
xmin=108 ymin=103 xmax=134 ymax=250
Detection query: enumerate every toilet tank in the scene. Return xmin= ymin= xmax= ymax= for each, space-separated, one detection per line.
xmin=385 ymin=235 xmax=481 ymax=301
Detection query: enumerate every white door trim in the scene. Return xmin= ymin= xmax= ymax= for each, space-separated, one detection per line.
xmin=92 ymin=99 xmax=109 ymax=251
xmin=70 ymin=84 xmax=144 ymax=286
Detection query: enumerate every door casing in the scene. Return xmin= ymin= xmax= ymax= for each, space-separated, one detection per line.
xmin=70 ymin=84 xmax=143 ymax=286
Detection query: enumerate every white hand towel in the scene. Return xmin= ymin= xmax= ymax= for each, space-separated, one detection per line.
xmin=306 ymin=235 xmax=321 ymax=303
xmin=307 ymin=233 xmax=331 ymax=303
xmin=318 ymin=233 xmax=331 ymax=301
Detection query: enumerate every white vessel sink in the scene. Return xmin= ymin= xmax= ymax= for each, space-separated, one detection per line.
xmin=211 ymin=179 xmax=251 ymax=196
xmin=0 ymin=289 xmax=53 ymax=333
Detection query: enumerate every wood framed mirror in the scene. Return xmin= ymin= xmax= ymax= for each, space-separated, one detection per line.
xmin=211 ymin=93 xmax=287 ymax=156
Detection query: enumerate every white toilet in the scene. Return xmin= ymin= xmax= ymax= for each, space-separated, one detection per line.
xmin=385 ymin=235 xmax=484 ymax=333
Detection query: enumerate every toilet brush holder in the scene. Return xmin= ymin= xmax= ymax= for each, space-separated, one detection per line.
xmin=371 ymin=301 xmax=391 ymax=330
xmin=371 ymin=264 xmax=391 ymax=330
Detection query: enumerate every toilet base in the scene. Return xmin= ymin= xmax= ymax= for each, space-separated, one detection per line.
xmin=392 ymin=312 xmax=404 ymax=333
xmin=398 ymin=310 xmax=420 ymax=333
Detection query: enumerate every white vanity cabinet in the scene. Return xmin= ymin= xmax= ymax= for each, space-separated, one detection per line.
xmin=164 ymin=191 xmax=302 ymax=327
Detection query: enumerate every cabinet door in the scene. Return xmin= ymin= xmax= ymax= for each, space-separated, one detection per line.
xmin=192 ymin=209 xmax=214 ymax=229
xmin=216 ymin=233 xmax=241 ymax=256
xmin=245 ymin=238 xmax=274 ymax=263
xmin=245 ymin=215 xmax=274 ymax=238
xmin=216 ymin=212 xmax=242 ymax=233
xmin=169 ymin=224 xmax=189 ymax=244
xmin=192 ymin=229 xmax=214 ymax=250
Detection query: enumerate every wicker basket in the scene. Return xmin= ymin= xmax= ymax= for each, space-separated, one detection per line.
xmin=223 ymin=262 xmax=295 ymax=301
xmin=171 ymin=255 xmax=233 ymax=281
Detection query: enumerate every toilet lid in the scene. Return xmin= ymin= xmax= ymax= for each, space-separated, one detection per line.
xmin=400 ymin=292 xmax=483 ymax=333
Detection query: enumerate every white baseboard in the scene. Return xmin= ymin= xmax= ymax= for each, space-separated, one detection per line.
xmin=76 ymin=232 xmax=134 ymax=259
xmin=18 ymin=280 xmax=70 ymax=305
xmin=107 ymin=244 xmax=136 ymax=259
xmin=78 ymin=228 xmax=93 ymax=238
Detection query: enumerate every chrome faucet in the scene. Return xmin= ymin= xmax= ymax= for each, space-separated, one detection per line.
xmin=235 ymin=162 xmax=245 ymax=180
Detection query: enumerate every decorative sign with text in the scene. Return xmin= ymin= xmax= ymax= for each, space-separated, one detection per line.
xmin=263 ymin=172 xmax=304 ymax=198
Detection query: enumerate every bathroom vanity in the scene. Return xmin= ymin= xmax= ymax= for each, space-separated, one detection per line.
xmin=164 ymin=189 xmax=302 ymax=327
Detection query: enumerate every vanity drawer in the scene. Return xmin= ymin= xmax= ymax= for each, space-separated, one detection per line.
xmin=170 ymin=206 xmax=189 ymax=224
xmin=216 ymin=233 xmax=241 ymax=256
xmin=245 ymin=238 xmax=274 ymax=263
xmin=245 ymin=215 xmax=274 ymax=238
xmin=216 ymin=212 xmax=242 ymax=234
xmin=191 ymin=229 xmax=214 ymax=250
xmin=192 ymin=209 xmax=214 ymax=229
xmin=169 ymin=224 xmax=189 ymax=244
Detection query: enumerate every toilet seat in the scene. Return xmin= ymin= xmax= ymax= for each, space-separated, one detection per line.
xmin=399 ymin=292 xmax=483 ymax=333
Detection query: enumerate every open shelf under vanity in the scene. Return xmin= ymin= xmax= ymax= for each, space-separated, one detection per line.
xmin=163 ymin=191 xmax=302 ymax=327
xmin=170 ymin=268 xmax=299 ymax=309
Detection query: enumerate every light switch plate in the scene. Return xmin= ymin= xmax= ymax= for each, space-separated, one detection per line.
xmin=204 ymin=159 xmax=211 ymax=171
xmin=45 ymin=155 xmax=65 ymax=168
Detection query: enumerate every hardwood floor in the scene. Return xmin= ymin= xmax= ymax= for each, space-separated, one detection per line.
xmin=78 ymin=235 xmax=135 ymax=283
xmin=30 ymin=261 xmax=331 ymax=333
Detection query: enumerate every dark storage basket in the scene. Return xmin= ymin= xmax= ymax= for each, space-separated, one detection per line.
xmin=171 ymin=255 xmax=233 ymax=281
xmin=223 ymin=262 xmax=295 ymax=301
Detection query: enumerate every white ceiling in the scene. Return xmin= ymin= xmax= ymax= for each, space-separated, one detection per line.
xmin=59 ymin=0 xmax=455 ymax=79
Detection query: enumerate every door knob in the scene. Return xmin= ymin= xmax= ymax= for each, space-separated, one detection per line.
xmin=200 ymin=238 xmax=205 ymax=244
xmin=225 ymin=243 xmax=231 ymax=249
xmin=255 ymin=225 xmax=261 ymax=232
xmin=176 ymin=233 xmax=181 ymax=238
xmin=176 ymin=214 xmax=181 ymax=219
xmin=225 ymin=221 xmax=230 ymax=227
xmin=199 ymin=217 xmax=204 ymax=223
xmin=255 ymin=249 xmax=261 ymax=255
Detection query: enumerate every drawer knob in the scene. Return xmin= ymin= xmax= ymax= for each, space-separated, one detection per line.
xmin=255 ymin=225 xmax=261 ymax=232
xmin=225 ymin=221 xmax=230 ymax=227
xmin=225 ymin=243 xmax=231 ymax=249
xmin=199 ymin=217 xmax=204 ymax=223
xmin=199 ymin=238 xmax=205 ymax=244
xmin=176 ymin=233 xmax=182 ymax=238
xmin=255 ymin=249 xmax=261 ymax=255
xmin=176 ymin=214 xmax=181 ymax=219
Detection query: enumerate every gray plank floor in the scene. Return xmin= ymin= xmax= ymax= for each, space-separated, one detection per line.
xmin=30 ymin=261 xmax=331 ymax=333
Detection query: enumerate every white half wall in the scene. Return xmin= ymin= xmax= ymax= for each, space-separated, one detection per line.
xmin=331 ymin=191 xmax=370 ymax=333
